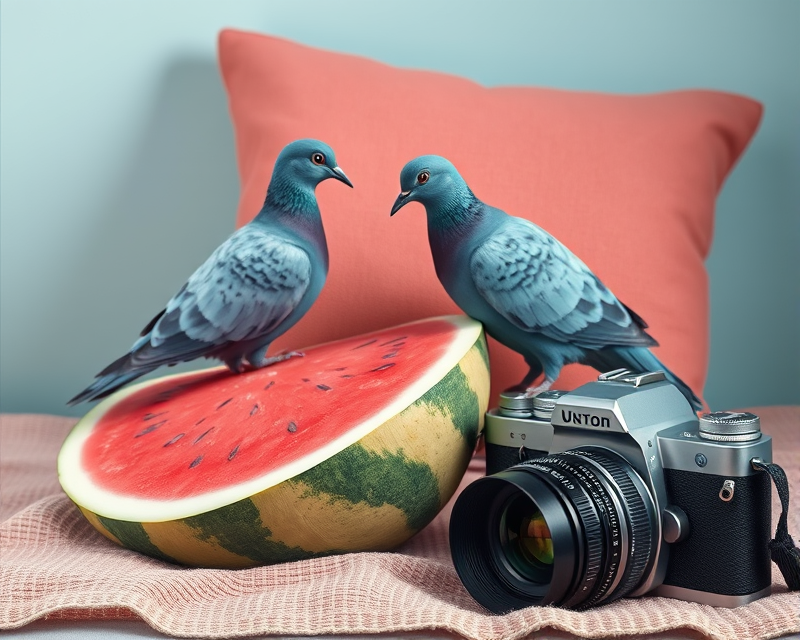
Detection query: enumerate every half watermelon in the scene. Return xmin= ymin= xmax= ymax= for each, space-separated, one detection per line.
xmin=58 ymin=315 xmax=489 ymax=568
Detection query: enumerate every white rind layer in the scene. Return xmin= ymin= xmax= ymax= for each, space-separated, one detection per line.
xmin=58 ymin=315 xmax=484 ymax=522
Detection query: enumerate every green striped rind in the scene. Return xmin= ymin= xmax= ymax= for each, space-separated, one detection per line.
xmin=96 ymin=516 xmax=177 ymax=564
xmin=182 ymin=498 xmax=326 ymax=564
xmin=474 ymin=332 xmax=490 ymax=370
xmin=294 ymin=445 xmax=440 ymax=532
xmin=419 ymin=359 xmax=482 ymax=449
xmin=80 ymin=330 xmax=490 ymax=568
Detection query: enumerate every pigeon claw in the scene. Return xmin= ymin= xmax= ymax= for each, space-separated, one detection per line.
xmin=524 ymin=378 xmax=554 ymax=399
xmin=259 ymin=351 xmax=305 ymax=368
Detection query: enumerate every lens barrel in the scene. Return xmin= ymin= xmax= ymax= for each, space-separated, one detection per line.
xmin=449 ymin=447 xmax=658 ymax=613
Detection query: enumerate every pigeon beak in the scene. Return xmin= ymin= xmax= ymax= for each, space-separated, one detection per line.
xmin=332 ymin=166 xmax=353 ymax=188
xmin=390 ymin=191 xmax=411 ymax=216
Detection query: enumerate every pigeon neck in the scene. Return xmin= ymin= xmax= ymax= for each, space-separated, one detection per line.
xmin=255 ymin=179 xmax=327 ymax=267
xmin=427 ymin=188 xmax=485 ymax=237
xmin=259 ymin=178 xmax=320 ymax=220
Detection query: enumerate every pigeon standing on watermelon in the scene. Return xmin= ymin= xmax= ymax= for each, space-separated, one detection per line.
xmin=389 ymin=155 xmax=702 ymax=411
xmin=69 ymin=139 xmax=352 ymax=405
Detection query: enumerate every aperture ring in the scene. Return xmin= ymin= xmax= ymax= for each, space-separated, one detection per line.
xmin=519 ymin=458 xmax=605 ymax=605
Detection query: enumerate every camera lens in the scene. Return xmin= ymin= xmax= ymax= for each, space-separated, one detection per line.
xmin=450 ymin=447 xmax=658 ymax=613
xmin=499 ymin=495 xmax=554 ymax=583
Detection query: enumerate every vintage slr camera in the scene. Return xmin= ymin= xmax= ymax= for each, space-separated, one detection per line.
xmin=450 ymin=369 xmax=774 ymax=613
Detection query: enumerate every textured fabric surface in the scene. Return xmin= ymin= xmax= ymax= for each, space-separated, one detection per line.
xmin=218 ymin=29 xmax=763 ymax=406
xmin=2 ymin=409 xmax=799 ymax=639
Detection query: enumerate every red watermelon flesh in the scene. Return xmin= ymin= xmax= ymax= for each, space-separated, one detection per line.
xmin=61 ymin=315 xmax=487 ymax=523
xmin=84 ymin=320 xmax=447 ymax=500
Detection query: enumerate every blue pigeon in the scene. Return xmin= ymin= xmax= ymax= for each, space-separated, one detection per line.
xmin=390 ymin=155 xmax=702 ymax=411
xmin=69 ymin=139 xmax=352 ymax=405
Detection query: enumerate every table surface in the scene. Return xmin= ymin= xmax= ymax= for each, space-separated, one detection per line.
xmin=2 ymin=408 xmax=799 ymax=640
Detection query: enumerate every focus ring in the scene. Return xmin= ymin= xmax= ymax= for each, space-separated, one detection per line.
xmin=569 ymin=448 xmax=654 ymax=606
xmin=557 ymin=452 xmax=628 ymax=609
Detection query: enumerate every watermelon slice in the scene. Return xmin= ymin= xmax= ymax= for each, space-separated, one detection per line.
xmin=58 ymin=315 xmax=489 ymax=568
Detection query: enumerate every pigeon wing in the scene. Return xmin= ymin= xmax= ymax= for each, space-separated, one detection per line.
xmin=128 ymin=225 xmax=311 ymax=368
xmin=470 ymin=219 xmax=655 ymax=349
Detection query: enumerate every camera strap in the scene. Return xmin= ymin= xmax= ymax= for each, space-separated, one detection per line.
xmin=751 ymin=458 xmax=800 ymax=591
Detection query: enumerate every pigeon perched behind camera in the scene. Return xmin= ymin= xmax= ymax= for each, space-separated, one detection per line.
xmin=390 ymin=155 xmax=702 ymax=411
xmin=69 ymin=139 xmax=352 ymax=405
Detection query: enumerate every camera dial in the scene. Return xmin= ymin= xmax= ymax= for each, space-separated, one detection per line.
xmin=496 ymin=390 xmax=534 ymax=418
xmin=698 ymin=411 xmax=761 ymax=442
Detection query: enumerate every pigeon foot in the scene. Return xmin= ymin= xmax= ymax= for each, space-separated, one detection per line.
xmin=524 ymin=378 xmax=554 ymax=398
xmin=257 ymin=350 xmax=305 ymax=368
xmin=225 ymin=356 xmax=247 ymax=374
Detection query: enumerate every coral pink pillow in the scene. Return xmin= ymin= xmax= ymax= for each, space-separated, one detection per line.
xmin=218 ymin=29 xmax=761 ymax=404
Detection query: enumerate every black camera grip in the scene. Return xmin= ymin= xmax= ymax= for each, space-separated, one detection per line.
xmin=484 ymin=443 xmax=549 ymax=476
xmin=751 ymin=458 xmax=800 ymax=591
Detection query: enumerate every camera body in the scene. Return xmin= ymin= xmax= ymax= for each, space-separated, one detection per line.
xmin=454 ymin=369 xmax=773 ymax=612
xmin=484 ymin=389 xmax=566 ymax=475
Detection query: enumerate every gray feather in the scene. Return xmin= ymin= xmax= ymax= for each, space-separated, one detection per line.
xmin=471 ymin=218 xmax=647 ymax=349
xmin=161 ymin=226 xmax=311 ymax=345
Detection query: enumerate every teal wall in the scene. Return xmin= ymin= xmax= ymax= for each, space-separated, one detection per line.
xmin=1 ymin=0 xmax=798 ymax=417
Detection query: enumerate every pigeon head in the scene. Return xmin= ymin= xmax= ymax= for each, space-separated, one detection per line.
xmin=274 ymin=139 xmax=353 ymax=189
xmin=390 ymin=155 xmax=472 ymax=218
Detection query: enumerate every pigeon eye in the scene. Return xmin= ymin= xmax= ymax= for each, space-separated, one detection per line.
xmin=311 ymin=153 xmax=326 ymax=166
xmin=417 ymin=170 xmax=430 ymax=185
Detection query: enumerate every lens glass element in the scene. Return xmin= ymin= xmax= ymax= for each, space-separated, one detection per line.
xmin=499 ymin=494 xmax=554 ymax=583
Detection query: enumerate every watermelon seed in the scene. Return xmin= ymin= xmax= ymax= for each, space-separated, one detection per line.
xmin=195 ymin=417 xmax=206 ymax=426
xmin=217 ymin=398 xmax=233 ymax=409
xmin=340 ymin=374 xmax=355 ymax=379
xmin=189 ymin=455 xmax=204 ymax=469
xmin=228 ymin=445 xmax=240 ymax=461
xmin=287 ymin=422 xmax=298 ymax=433
xmin=157 ymin=384 xmax=188 ymax=401
xmin=135 ymin=420 xmax=165 ymax=438
xmin=250 ymin=404 xmax=259 ymax=416
xmin=379 ymin=336 xmax=407 ymax=346
xmin=302 ymin=378 xmax=310 ymax=382
xmin=193 ymin=427 xmax=214 ymax=444
xmin=142 ymin=411 xmax=168 ymax=421
xmin=353 ymin=339 xmax=376 ymax=350
xmin=371 ymin=363 xmax=396 ymax=372
xmin=317 ymin=384 xmax=332 ymax=391
xmin=163 ymin=433 xmax=184 ymax=447
xmin=333 ymin=367 xmax=347 ymax=371
xmin=264 ymin=381 xmax=275 ymax=391
xmin=382 ymin=351 xmax=399 ymax=359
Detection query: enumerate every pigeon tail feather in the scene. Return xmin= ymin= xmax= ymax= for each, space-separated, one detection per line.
xmin=70 ymin=335 xmax=221 ymax=405
xmin=67 ymin=367 xmax=152 ymax=405
xmin=585 ymin=346 xmax=703 ymax=411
